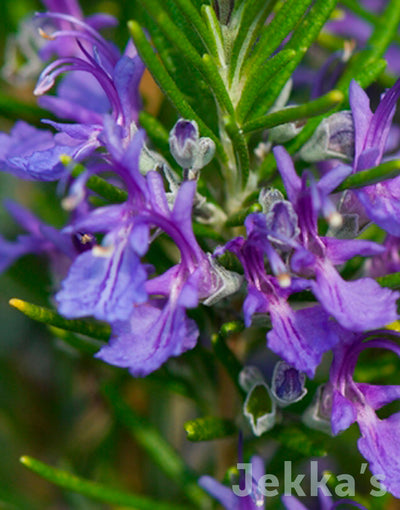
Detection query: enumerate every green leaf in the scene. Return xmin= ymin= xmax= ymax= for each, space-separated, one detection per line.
xmin=143 ymin=0 xmax=230 ymax=121
xmin=128 ymin=20 xmax=226 ymax=161
xmin=20 ymin=456 xmax=191 ymax=510
xmin=224 ymin=118 xmax=250 ymax=187
xmin=141 ymin=0 xmax=205 ymax=74
xmin=201 ymin=53 xmax=235 ymax=115
xmin=9 ymin=299 xmax=111 ymax=341
xmin=48 ymin=326 xmax=103 ymax=356
xmin=184 ymin=416 xmax=237 ymax=441
xmin=353 ymin=58 xmax=387 ymax=89
xmin=201 ymin=5 xmax=226 ymax=66
xmin=102 ymin=384 xmax=207 ymax=507
xmin=237 ymin=49 xmax=296 ymax=123
xmin=335 ymin=160 xmax=400 ymax=192
xmin=242 ymin=90 xmax=344 ymax=134
xmin=376 ymin=272 xmax=400 ymax=289
xmin=229 ymin=0 xmax=278 ymax=85
xmin=66 ymin=161 xmax=128 ymax=204
xmin=337 ymin=0 xmax=400 ymax=91
xmin=251 ymin=0 xmax=338 ymax=117
xmin=241 ymin=0 xmax=314 ymax=80
xmin=172 ymin=0 xmax=218 ymax=55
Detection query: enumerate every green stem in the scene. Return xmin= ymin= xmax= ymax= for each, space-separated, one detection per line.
xmin=9 ymin=299 xmax=111 ymax=341
xmin=184 ymin=417 xmax=237 ymax=441
xmin=242 ymin=90 xmax=344 ymax=134
xmin=335 ymin=160 xmax=400 ymax=191
xmin=69 ymin=162 xmax=128 ymax=203
xmin=237 ymin=49 xmax=296 ymax=123
xmin=20 ymin=456 xmax=191 ymax=510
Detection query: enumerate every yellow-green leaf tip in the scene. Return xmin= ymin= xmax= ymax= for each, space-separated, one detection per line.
xmin=9 ymin=298 xmax=26 ymax=312
xmin=329 ymin=90 xmax=344 ymax=103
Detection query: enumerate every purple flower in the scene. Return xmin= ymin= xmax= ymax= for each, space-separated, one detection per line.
xmin=39 ymin=1 xmax=118 ymax=61
xmin=0 ymin=1 xmax=141 ymax=182
xmin=0 ymin=199 xmax=82 ymax=278
xmin=222 ymin=222 xmax=338 ymax=378
xmin=94 ymin=172 xmax=241 ymax=376
xmin=55 ymin=124 xmax=240 ymax=375
xmin=347 ymin=78 xmax=400 ymax=235
xmin=224 ymin=147 xmax=398 ymax=376
xmin=365 ymin=234 xmax=400 ymax=277
xmin=271 ymin=146 xmax=399 ymax=332
xmin=0 ymin=121 xmax=82 ymax=181
xmin=56 ymin=130 xmax=149 ymax=322
xmin=0 ymin=5 xmax=144 ymax=185
xmin=34 ymin=10 xmax=144 ymax=157
xmin=328 ymin=329 xmax=400 ymax=497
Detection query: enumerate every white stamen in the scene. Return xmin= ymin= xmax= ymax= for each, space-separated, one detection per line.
xmin=38 ymin=28 xmax=55 ymax=41
xmin=93 ymin=245 xmax=114 ymax=257
xmin=277 ymin=272 xmax=291 ymax=288
xmin=328 ymin=211 xmax=343 ymax=229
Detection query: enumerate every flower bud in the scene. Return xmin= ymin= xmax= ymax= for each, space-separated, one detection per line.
xmin=244 ymin=382 xmax=277 ymax=436
xmin=302 ymin=384 xmax=333 ymax=435
xmin=169 ymin=119 xmax=199 ymax=169
xmin=300 ymin=111 xmax=354 ymax=162
xmin=258 ymin=188 xmax=285 ymax=214
xmin=265 ymin=200 xmax=300 ymax=248
xmin=169 ymin=119 xmax=215 ymax=172
xmin=271 ymin=361 xmax=307 ymax=407
xmin=201 ymin=254 xmax=243 ymax=306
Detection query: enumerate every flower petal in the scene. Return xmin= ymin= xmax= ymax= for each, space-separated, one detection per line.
xmin=312 ymin=260 xmax=399 ymax=331
xmin=267 ymin=301 xmax=338 ymax=378
xmin=95 ymin=299 xmax=198 ymax=376
xmin=56 ymin=237 xmax=147 ymax=321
